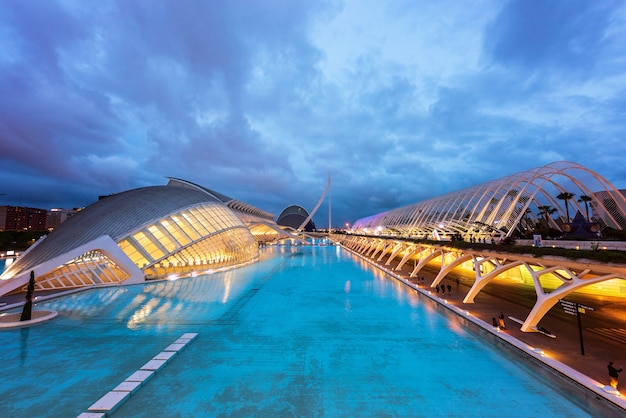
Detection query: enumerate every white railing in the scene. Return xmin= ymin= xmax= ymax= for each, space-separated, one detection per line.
xmin=516 ymin=239 xmax=626 ymax=251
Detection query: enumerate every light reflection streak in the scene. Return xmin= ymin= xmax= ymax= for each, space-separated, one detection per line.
xmin=126 ymin=297 xmax=161 ymax=329
xmin=446 ymin=317 xmax=466 ymax=336
xmin=222 ymin=276 xmax=232 ymax=304
xmin=116 ymin=294 xmax=147 ymax=322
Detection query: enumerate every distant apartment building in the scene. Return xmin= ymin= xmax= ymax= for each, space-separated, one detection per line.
xmin=0 ymin=206 xmax=48 ymax=231
xmin=46 ymin=208 xmax=82 ymax=230
xmin=592 ymin=189 xmax=626 ymax=229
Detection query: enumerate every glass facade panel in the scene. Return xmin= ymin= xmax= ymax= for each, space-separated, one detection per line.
xmin=174 ymin=215 xmax=200 ymax=241
xmin=133 ymin=231 xmax=151 ymax=247
xmin=149 ymin=224 xmax=177 ymax=252
xmin=190 ymin=207 xmax=214 ymax=233
xmin=35 ymin=250 xmax=131 ymax=290
xmin=184 ymin=210 xmax=208 ymax=236
xmin=162 ymin=219 xmax=191 ymax=246
xmin=119 ymin=202 xmax=258 ymax=279
xmin=142 ymin=235 xmax=165 ymax=260
xmin=119 ymin=238 xmax=150 ymax=266
xmin=133 ymin=231 xmax=165 ymax=261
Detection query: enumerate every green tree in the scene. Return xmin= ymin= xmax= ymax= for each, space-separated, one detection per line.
xmin=523 ymin=208 xmax=533 ymax=228
xmin=556 ymin=192 xmax=575 ymax=223
xmin=537 ymin=205 xmax=557 ymax=228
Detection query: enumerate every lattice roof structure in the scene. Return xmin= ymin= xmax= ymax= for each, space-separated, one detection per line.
xmin=351 ymin=162 xmax=626 ymax=241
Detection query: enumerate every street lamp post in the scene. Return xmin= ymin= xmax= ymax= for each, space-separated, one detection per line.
xmin=559 ymin=299 xmax=595 ymax=355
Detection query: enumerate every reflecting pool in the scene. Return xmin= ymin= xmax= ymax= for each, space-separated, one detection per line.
xmin=0 ymin=257 xmax=15 ymax=275
xmin=0 ymin=246 xmax=595 ymax=417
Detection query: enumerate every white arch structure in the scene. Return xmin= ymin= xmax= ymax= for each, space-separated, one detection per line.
xmin=298 ymin=174 xmax=331 ymax=231
xmin=351 ymin=162 xmax=626 ymax=241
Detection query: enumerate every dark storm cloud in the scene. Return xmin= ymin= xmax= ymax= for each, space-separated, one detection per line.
xmin=485 ymin=0 xmax=616 ymax=76
xmin=0 ymin=0 xmax=326 ymax=206
xmin=1 ymin=0 xmax=626 ymax=227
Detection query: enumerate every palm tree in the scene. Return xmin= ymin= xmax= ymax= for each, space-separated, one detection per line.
xmin=523 ymin=208 xmax=533 ymax=228
xmin=556 ymin=192 xmax=575 ymax=223
xmin=578 ymin=195 xmax=592 ymax=221
xmin=537 ymin=205 xmax=557 ymax=228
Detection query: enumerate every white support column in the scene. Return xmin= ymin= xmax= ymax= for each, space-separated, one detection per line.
xmin=395 ymin=245 xmax=420 ymax=271
xmin=385 ymin=243 xmax=405 ymax=265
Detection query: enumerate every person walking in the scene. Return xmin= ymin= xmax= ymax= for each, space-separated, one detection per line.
xmin=608 ymin=361 xmax=622 ymax=389
xmin=498 ymin=312 xmax=506 ymax=330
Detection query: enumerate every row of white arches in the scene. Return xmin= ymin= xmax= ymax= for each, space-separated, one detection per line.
xmin=337 ymin=235 xmax=626 ymax=332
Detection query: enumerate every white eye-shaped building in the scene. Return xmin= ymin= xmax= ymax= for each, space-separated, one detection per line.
xmin=0 ymin=179 xmax=270 ymax=297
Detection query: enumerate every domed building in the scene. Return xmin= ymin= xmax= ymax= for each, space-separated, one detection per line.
xmin=0 ymin=181 xmax=267 ymax=297
xmin=276 ymin=205 xmax=316 ymax=232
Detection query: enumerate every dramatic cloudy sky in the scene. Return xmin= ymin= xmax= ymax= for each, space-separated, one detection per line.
xmin=1 ymin=0 xmax=626 ymax=228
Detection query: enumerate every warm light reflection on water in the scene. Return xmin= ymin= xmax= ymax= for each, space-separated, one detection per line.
xmin=127 ymin=297 xmax=160 ymax=330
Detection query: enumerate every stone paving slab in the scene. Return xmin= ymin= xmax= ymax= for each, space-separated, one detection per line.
xmin=140 ymin=359 xmax=167 ymax=371
xmin=113 ymin=380 xmax=142 ymax=394
xmin=152 ymin=350 xmax=176 ymax=361
xmin=87 ymin=390 xmax=130 ymax=413
xmin=164 ymin=343 xmax=186 ymax=352
xmin=78 ymin=333 xmax=199 ymax=416
xmin=126 ymin=369 xmax=154 ymax=383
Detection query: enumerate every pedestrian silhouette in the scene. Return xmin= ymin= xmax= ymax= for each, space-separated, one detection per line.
xmin=498 ymin=312 xmax=506 ymax=329
xmin=447 ymin=284 xmax=451 ymax=293
xmin=492 ymin=317 xmax=499 ymax=328
xmin=608 ymin=361 xmax=623 ymax=389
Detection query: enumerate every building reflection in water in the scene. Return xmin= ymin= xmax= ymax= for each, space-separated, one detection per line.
xmin=42 ymin=270 xmax=245 ymax=330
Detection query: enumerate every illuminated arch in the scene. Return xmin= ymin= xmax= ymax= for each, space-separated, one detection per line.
xmin=336 ymin=235 xmax=626 ymax=333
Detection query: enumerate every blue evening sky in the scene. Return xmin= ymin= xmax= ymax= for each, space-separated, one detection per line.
xmin=1 ymin=0 xmax=625 ymax=228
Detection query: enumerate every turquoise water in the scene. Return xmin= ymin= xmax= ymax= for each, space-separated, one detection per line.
xmin=0 ymin=246 xmax=594 ymax=417
xmin=0 ymin=257 xmax=14 ymax=274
